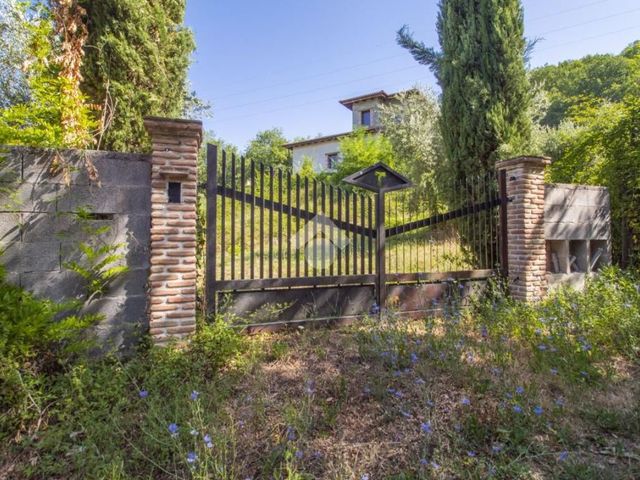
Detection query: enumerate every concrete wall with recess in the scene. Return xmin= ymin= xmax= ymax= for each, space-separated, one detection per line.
xmin=0 ymin=146 xmax=151 ymax=350
xmin=544 ymin=183 xmax=611 ymax=290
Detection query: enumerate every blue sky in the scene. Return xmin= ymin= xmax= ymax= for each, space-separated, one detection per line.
xmin=184 ymin=0 xmax=640 ymax=149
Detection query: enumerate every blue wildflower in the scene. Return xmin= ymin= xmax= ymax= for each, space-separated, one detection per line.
xmin=361 ymin=475 xmax=370 ymax=480
xmin=580 ymin=370 xmax=589 ymax=378
xmin=481 ymin=325 xmax=488 ymax=338
xmin=186 ymin=451 xmax=197 ymax=464
xmin=426 ymin=399 xmax=435 ymax=408
xmin=430 ymin=461 xmax=440 ymax=469
xmin=421 ymin=422 xmax=432 ymax=434
xmin=400 ymin=409 xmax=411 ymax=418
xmin=550 ymin=368 xmax=558 ymax=375
xmin=533 ymin=406 xmax=544 ymax=416
xmin=491 ymin=443 xmax=503 ymax=454
xmin=138 ymin=390 xmax=149 ymax=399
xmin=515 ymin=386 xmax=524 ymax=395
xmin=370 ymin=302 xmax=380 ymax=315
xmin=513 ymin=405 xmax=523 ymax=414
xmin=538 ymin=344 xmax=547 ymax=351
xmin=461 ymin=396 xmax=471 ymax=406
xmin=467 ymin=450 xmax=476 ymax=457
xmin=558 ymin=451 xmax=569 ymax=461
xmin=410 ymin=352 xmax=419 ymax=363
xmin=555 ymin=398 xmax=565 ymax=407
xmin=295 ymin=450 xmax=304 ymax=459
xmin=190 ymin=390 xmax=200 ymax=401
xmin=286 ymin=426 xmax=296 ymax=441
xmin=168 ymin=423 xmax=179 ymax=437
xmin=419 ymin=458 xmax=428 ymax=466
xmin=415 ymin=378 xmax=426 ymax=385
xmin=505 ymin=392 xmax=513 ymax=399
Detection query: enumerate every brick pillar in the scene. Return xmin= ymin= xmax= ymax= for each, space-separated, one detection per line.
xmin=143 ymin=117 xmax=202 ymax=344
xmin=495 ymin=156 xmax=551 ymax=302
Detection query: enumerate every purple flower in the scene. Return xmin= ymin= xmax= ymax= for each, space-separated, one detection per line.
xmin=400 ymin=409 xmax=411 ymax=418
xmin=168 ymin=423 xmax=179 ymax=437
xmin=533 ymin=406 xmax=544 ymax=416
xmin=421 ymin=422 xmax=432 ymax=434
xmin=491 ymin=443 xmax=503 ymax=454
xmin=558 ymin=451 xmax=569 ymax=461
xmin=361 ymin=475 xmax=370 ymax=480
xmin=513 ymin=405 xmax=523 ymax=414
xmin=538 ymin=344 xmax=547 ymax=351
xmin=410 ymin=352 xmax=419 ymax=363
xmin=481 ymin=325 xmax=488 ymax=338
xmin=426 ymin=399 xmax=435 ymax=408
xmin=461 ymin=396 xmax=471 ymax=406
xmin=186 ymin=451 xmax=197 ymax=464
xmin=286 ymin=426 xmax=296 ymax=441
xmin=467 ymin=450 xmax=476 ymax=457
xmin=430 ymin=461 xmax=440 ymax=469
xmin=419 ymin=458 xmax=428 ymax=466
xmin=555 ymin=397 xmax=565 ymax=407
xmin=138 ymin=390 xmax=149 ymax=399
xmin=415 ymin=378 xmax=426 ymax=385
xmin=550 ymin=368 xmax=559 ymax=375
xmin=295 ymin=450 xmax=304 ymax=459
xmin=190 ymin=390 xmax=200 ymax=401
xmin=515 ymin=386 xmax=524 ymax=395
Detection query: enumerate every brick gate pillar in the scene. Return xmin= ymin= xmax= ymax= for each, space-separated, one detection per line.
xmin=495 ymin=156 xmax=551 ymax=302
xmin=144 ymin=117 xmax=202 ymax=344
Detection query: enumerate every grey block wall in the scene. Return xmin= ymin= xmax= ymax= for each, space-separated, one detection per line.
xmin=0 ymin=146 xmax=151 ymax=349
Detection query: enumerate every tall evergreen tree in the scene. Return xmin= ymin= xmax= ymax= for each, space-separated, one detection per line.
xmin=79 ymin=0 xmax=194 ymax=152
xmin=397 ymin=0 xmax=531 ymax=182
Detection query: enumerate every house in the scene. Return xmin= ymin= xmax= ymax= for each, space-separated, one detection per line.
xmin=284 ymin=90 xmax=402 ymax=173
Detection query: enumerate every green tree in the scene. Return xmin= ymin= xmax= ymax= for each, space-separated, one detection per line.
xmin=0 ymin=1 xmax=95 ymax=150
xmin=332 ymin=128 xmax=394 ymax=182
xmin=378 ymin=87 xmax=445 ymax=207
xmin=0 ymin=0 xmax=30 ymax=108
xmin=397 ymin=0 xmax=531 ymax=182
xmin=79 ymin=0 xmax=195 ymax=152
xmin=530 ymin=44 xmax=638 ymax=126
xmin=244 ymin=128 xmax=291 ymax=167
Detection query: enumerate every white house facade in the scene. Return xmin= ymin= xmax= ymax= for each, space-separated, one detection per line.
xmin=284 ymin=90 xmax=400 ymax=173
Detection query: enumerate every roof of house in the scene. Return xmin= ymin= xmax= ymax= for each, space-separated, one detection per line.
xmin=283 ymin=127 xmax=381 ymax=149
xmin=338 ymin=90 xmax=390 ymax=110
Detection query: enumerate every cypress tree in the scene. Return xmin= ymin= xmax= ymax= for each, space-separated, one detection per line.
xmin=79 ymin=0 xmax=194 ymax=152
xmin=398 ymin=0 xmax=531 ymax=182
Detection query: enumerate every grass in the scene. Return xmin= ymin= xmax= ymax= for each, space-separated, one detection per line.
xmin=2 ymin=268 xmax=640 ymax=479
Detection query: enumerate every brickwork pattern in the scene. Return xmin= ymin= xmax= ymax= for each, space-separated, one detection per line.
xmin=496 ymin=156 xmax=551 ymax=302
xmin=144 ymin=117 xmax=202 ymax=344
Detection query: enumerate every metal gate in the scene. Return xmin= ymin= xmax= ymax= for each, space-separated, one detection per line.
xmin=204 ymin=144 xmax=507 ymax=326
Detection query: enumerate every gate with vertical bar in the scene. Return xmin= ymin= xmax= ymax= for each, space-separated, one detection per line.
xmin=205 ymin=144 xmax=508 ymax=328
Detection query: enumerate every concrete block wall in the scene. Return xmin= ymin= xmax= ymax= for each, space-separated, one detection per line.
xmin=0 ymin=146 xmax=151 ymax=349
xmin=544 ymin=183 xmax=612 ymax=290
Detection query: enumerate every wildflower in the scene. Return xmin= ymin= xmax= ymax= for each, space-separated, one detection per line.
xmin=454 ymin=423 xmax=462 ymax=432
xmin=537 ymin=344 xmax=547 ymax=351
xmin=481 ymin=325 xmax=488 ymax=338
xmin=410 ymin=352 xmax=419 ymax=363
xmin=467 ymin=450 xmax=476 ymax=457
xmin=295 ymin=450 xmax=304 ymax=459
xmin=426 ymin=399 xmax=435 ymax=408
xmin=535 ymin=328 xmax=542 ymax=335
xmin=515 ymin=386 xmax=524 ymax=395
xmin=581 ymin=342 xmax=592 ymax=352
xmin=190 ymin=390 xmax=200 ymax=401
xmin=304 ymin=380 xmax=316 ymax=395
xmin=430 ymin=461 xmax=441 ymax=469
xmin=168 ymin=423 xmax=179 ymax=437
xmin=286 ymin=426 xmax=296 ymax=441
xmin=513 ymin=405 xmax=523 ymax=414
xmin=361 ymin=475 xmax=370 ymax=480
xmin=491 ymin=443 xmax=503 ymax=454
xmin=394 ymin=390 xmax=404 ymax=399
xmin=550 ymin=368 xmax=558 ymax=375
xmin=186 ymin=451 xmax=197 ymax=464
xmin=461 ymin=396 xmax=471 ymax=406
xmin=400 ymin=409 xmax=411 ymax=418
xmin=421 ymin=422 xmax=432 ymax=434
xmin=533 ymin=406 xmax=544 ymax=416
xmin=419 ymin=458 xmax=428 ymax=466
xmin=580 ymin=370 xmax=589 ymax=378
xmin=558 ymin=451 xmax=569 ymax=462
xmin=415 ymin=378 xmax=426 ymax=385
xmin=370 ymin=302 xmax=380 ymax=314
xmin=190 ymin=428 xmax=199 ymax=436
xmin=555 ymin=398 xmax=565 ymax=407
xmin=203 ymin=434 xmax=213 ymax=448
xmin=505 ymin=392 xmax=513 ymax=399
xmin=363 ymin=386 xmax=372 ymax=395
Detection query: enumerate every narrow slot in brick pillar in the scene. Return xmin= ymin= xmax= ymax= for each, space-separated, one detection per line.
xmin=144 ymin=117 xmax=202 ymax=344
xmin=496 ymin=156 xmax=551 ymax=302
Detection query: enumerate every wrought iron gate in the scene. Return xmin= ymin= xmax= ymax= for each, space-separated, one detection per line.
xmin=204 ymin=144 xmax=508 ymax=325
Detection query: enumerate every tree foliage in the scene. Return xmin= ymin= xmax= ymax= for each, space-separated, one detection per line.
xmin=332 ymin=128 xmax=394 ymax=182
xmin=0 ymin=1 xmax=95 ymax=150
xmin=397 ymin=0 xmax=531 ymax=181
xmin=79 ymin=0 xmax=195 ymax=152
xmin=378 ymin=87 xmax=446 ymax=207
xmin=244 ymin=128 xmax=291 ymax=167
xmin=0 ymin=0 xmax=30 ymax=108
xmin=530 ymin=42 xmax=639 ymax=127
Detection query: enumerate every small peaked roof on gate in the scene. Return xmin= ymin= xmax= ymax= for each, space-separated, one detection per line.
xmin=342 ymin=162 xmax=412 ymax=193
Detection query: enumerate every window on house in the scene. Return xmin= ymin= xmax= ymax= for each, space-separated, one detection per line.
xmin=361 ymin=110 xmax=371 ymax=126
xmin=327 ymin=153 xmax=339 ymax=170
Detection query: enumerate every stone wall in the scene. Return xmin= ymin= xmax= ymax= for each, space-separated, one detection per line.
xmin=0 ymin=146 xmax=151 ymax=349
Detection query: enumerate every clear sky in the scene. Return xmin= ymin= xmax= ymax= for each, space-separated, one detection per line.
xmin=184 ymin=0 xmax=640 ymax=149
